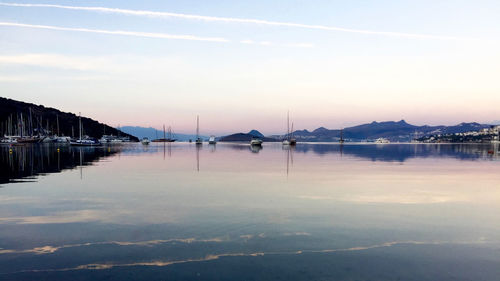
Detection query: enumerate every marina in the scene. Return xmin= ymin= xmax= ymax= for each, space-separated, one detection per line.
xmin=1 ymin=1 xmax=499 ymax=278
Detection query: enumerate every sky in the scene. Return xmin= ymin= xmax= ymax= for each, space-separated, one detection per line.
xmin=1 ymin=0 xmax=499 ymax=135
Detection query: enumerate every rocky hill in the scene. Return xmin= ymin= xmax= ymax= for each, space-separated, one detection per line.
xmin=0 ymin=97 xmax=138 ymax=141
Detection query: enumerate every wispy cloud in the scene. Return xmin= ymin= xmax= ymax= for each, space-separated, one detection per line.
xmin=0 ymin=2 xmax=475 ymax=40
xmin=0 ymin=22 xmax=313 ymax=47
xmin=0 ymin=22 xmax=229 ymax=42
xmin=239 ymin=39 xmax=313 ymax=48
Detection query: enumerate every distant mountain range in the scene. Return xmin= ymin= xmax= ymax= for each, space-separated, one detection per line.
xmin=289 ymin=120 xmax=491 ymax=142
xmin=120 ymin=126 xmax=207 ymax=142
xmin=122 ymin=121 xmax=492 ymax=143
xmin=0 ymin=97 xmax=138 ymax=141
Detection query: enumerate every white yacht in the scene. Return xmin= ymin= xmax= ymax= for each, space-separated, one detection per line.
xmin=208 ymin=136 xmax=217 ymax=144
xmin=141 ymin=137 xmax=150 ymax=145
xmin=250 ymin=137 xmax=263 ymax=146
xmin=375 ymin=138 xmax=390 ymax=144
xmin=56 ymin=136 xmax=70 ymax=143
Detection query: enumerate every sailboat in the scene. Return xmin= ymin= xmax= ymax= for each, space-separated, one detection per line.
xmin=17 ymin=110 xmax=42 ymax=143
xmin=250 ymin=137 xmax=263 ymax=146
xmin=339 ymin=128 xmax=345 ymax=144
xmin=283 ymin=111 xmax=296 ymax=145
xmin=152 ymin=125 xmax=177 ymax=142
xmin=55 ymin=114 xmax=70 ymax=143
xmin=283 ymin=111 xmax=291 ymax=145
xmin=290 ymin=122 xmax=297 ymax=145
xmin=195 ymin=115 xmax=202 ymax=145
xmin=166 ymin=126 xmax=176 ymax=142
xmin=70 ymin=113 xmax=101 ymax=146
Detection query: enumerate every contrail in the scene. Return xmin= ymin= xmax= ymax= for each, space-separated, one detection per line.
xmin=0 ymin=22 xmax=314 ymax=48
xmin=0 ymin=2 xmax=475 ymax=40
xmin=0 ymin=22 xmax=229 ymax=42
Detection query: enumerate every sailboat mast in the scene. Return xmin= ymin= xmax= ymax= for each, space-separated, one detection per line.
xmin=20 ymin=112 xmax=24 ymax=137
xmin=196 ymin=115 xmax=199 ymax=139
xmin=29 ymin=108 xmax=32 ymax=136
xmin=287 ymin=111 xmax=290 ymax=140
xmin=163 ymin=125 xmax=166 ymax=140
xmin=79 ymin=112 xmax=82 ymax=141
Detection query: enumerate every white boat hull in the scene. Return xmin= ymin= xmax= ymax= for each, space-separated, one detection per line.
xmin=250 ymin=139 xmax=263 ymax=146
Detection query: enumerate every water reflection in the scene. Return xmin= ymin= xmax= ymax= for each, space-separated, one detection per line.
xmin=0 ymin=144 xmax=119 ymax=185
xmin=283 ymin=145 xmax=294 ymax=176
xmin=295 ymin=143 xmax=500 ymax=161
xmin=250 ymin=145 xmax=262 ymax=153
xmin=2 ymin=143 xmax=498 ymax=185
xmin=1 ymin=142 xmax=500 ymax=280
xmin=196 ymin=144 xmax=200 ymax=172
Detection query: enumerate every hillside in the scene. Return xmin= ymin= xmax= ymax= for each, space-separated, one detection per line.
xmin=120 ymin=126 xmax=206 ymax=142
xmin=220 ymin=130 xmax=278 ymax=142
xmin=291 ymin=120 xmax=490 ymax=142
xmin=0 ymin=97 xmax=138 ymax=141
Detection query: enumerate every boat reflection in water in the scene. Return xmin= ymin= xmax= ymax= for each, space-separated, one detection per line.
xmin=292 ymin=142 xmax=500 ymax=162
xmin=2 ymin=142 xmax=498 ymax=185
xmin=1 ymin=142 xmax=500 ymax=281
xmin=0 ymin=144 xmax=120 ymax=185
xmin=250 ymin=144 xmax=262 ymax=153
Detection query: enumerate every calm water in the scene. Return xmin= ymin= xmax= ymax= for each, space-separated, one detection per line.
xmin=1 ymin=142 xmax=500 ymax=280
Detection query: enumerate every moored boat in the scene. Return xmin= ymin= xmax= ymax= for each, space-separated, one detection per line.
xmin=195 ymin=116 xmax=202 ymax=145
xmin=152 ymin=125 xmax=176 ymax=142
xmin=283 ymin=111 xmax=297 ymax=146
xmin=339 ymin=128 xmax=345 ymax=144
xmin=42 ymin=136 xmax=57 ymax=143
xmin=375 ymin=138 xmax=390 ymax=144
xmin=250 ymin=137 xmax=263 ymax=146
xmin=17 ymin=136 xmax=43 ymax=143
xmin=56 ymin=136 xmax=70 ymax=143
xmin=0 ymin=136 xmax=18 ymax=144
xmin=289 ymin=122 xmax=297 ymax=146
xmin=70 ymin=138 xmax=101 ymax=146
xmin=70 ymin=113 xmax=101 ymax=146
